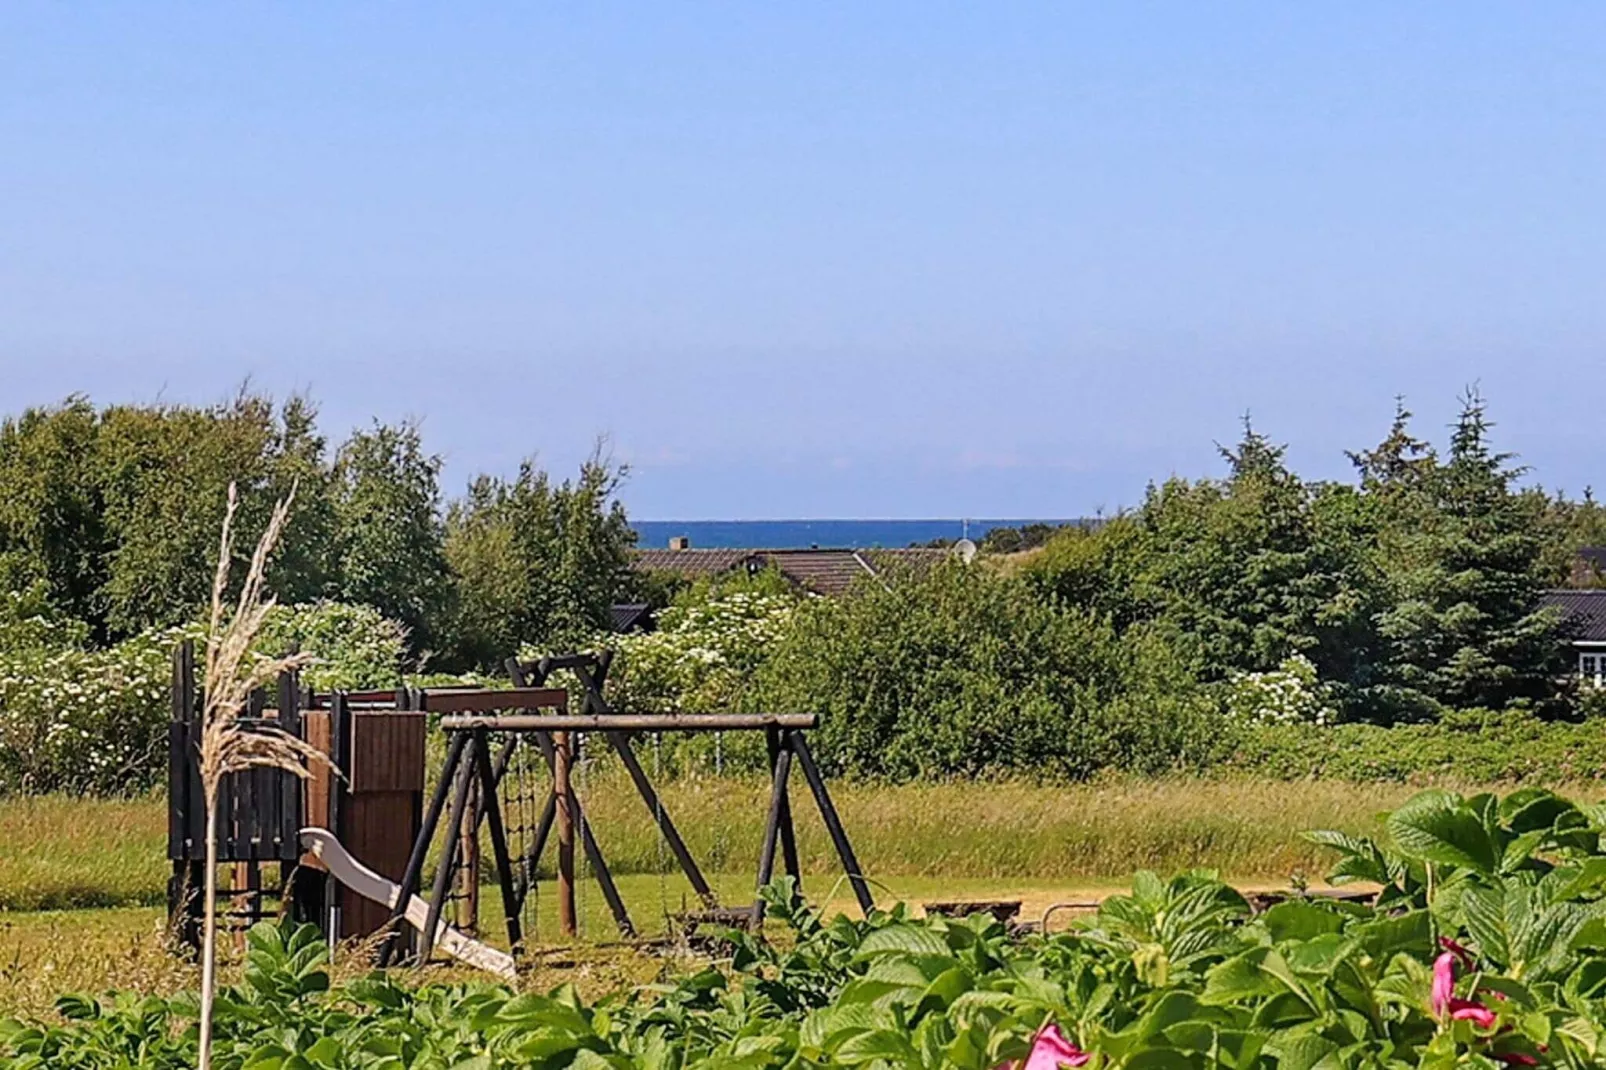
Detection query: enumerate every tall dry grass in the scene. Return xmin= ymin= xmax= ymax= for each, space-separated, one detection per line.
xmin=0 ymin=794 xmax=166 ymax=911
xmin=10 ymin=776 xmax=1592 ymax=918
xmin=527 ymin=773 xmax=1440 ymax=881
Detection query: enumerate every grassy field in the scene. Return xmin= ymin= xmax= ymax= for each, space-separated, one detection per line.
xmin=0 ymin=794 xmax=170 ymax=910
xmin=0 ymin=873 xmax=1129 ymax=1020
xmin=0 ymin=776 xmax=1457 ymax=913
xmin=3 ymin=775 xmax=1583 ymax=1018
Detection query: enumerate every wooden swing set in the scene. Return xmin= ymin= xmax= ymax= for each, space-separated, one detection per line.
xmin=376 ymin=650 xmax=873 ymax=966
xmin=168 ymin=641 xmax=874 ymax=974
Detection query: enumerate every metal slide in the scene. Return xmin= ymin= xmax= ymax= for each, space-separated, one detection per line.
xmin=298 ymin=827 xmax=517 ymax=980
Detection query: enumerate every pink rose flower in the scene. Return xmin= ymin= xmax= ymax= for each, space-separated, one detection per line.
xmin=1432 ymin=951 xmax=1457 ymax=1018
xmin=1432 ymin=946 xmax=1499 ymax=1030
xmin=1448 ymin=999 xmax=1498 ymax=1030
xmin=1008 ymin=1023 xmax=1091 ymax=1070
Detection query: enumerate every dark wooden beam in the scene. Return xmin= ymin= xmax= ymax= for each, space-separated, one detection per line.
xmin=440 ymin=713 xmax=818 ymax=733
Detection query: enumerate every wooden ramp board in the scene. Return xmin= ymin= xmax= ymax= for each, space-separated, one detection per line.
xmin=298 ymin=827 xmax=516 ymax=981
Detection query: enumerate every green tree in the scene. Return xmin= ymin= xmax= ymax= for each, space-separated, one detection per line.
xmin=1535 ymin=488 xmax=1606 ymax=586
xmin=95 ymin=392 xmax=334 ymax=635
xmin=330 ymin=421 xmax=450 ymax=656
xmin=1373 ymin=391 xmax=1563 ymax=711
xmin=0 ymin=398 xmax=109 ymax=633
xmin=1347 ymin=398 xmax=1439 ymax=506
xmin=443 ymin=452 xmax=634 ymax=670
xmin=1023 ymin=514 xmax=1158 ymax=631
xmin=1138 ymin=420 xmax=1381 ymax=687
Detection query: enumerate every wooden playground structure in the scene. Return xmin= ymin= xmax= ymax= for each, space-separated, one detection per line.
xmin=167 ymin=643 xmax=873 ymax=975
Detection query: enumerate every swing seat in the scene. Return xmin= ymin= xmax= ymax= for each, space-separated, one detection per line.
xmin=922 ymin=899 xmax=1023 ymax=925
xmin=670 ymin=906 xmax=760 ymax=933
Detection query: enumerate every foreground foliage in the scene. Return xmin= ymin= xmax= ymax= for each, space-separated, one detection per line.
xmin=14 ymin=787 xmax=1606 ymax=1067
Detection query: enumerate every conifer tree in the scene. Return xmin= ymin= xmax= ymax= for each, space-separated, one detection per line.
xmin=1374 ymin=390 xmax=1562 ymax=711
xmin=1141 ymin=418 xmax=1379 ymax=685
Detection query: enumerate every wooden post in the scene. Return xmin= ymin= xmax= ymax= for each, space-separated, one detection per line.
xmin=789 ymin=732 xmax=874 ymax=916
xmin=328 ymin=693 xmax=351 ymax=942
xmin=167 ymin=640 xmax=208 ymax=949
xmin=421 ymin=737 xmax=477 ymax=963
xmin=379 ymin=730 xmax=467 ymax=967
xmin=460 ymin=780 xmax=481 ymax=935
xmin=766 ymin=726 xmax=801 ymax=886
xmin=554 ymin=730 xmax=577 ymax=939
xmin=752 ymin=742 xmax=794 ymax=924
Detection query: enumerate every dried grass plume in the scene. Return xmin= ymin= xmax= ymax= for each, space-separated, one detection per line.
xmin=198 ymin=483 xmax=327 ymax=804
xmin=197 ymin=481 xmax=334 ymax=1069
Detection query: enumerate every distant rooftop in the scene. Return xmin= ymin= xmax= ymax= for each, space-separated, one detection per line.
xmin=1541 ymin=589 xmax=1606 ymax=643
xmin=609 ymin=603 xmax=656 ymax=633
xmin=632 ymin=542 xmax=949 ymax=597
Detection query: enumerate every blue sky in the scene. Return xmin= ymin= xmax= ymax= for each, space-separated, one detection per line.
xmin=3 ymin=4 xmax=1603 ymax=518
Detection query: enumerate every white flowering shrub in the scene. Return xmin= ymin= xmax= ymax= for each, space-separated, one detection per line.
xmin=1225 ymin=654 xmax=1335 ymax=726
xmin=257 ymin=601 xmax=409 ymax=692
xmin=607 ymin=591 xmax=798 ymax=713
xmin=0 ymin=623 xmax=196 ymax=794
xmin=520 ymin=590 xmax=799 ymax=715
xmin=0 ymin=600 xmax=410 ymax=794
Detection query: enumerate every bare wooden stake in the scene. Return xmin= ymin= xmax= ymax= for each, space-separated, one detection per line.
xmin=554 ymin=730 xmax=577 ymax=939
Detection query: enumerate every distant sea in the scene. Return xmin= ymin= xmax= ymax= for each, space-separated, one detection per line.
xmin=632 ymin=519 xmax=1081 ymax=550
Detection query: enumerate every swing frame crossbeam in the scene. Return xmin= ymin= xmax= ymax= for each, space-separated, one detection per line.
xmin=438 ymin=713 xmax=819 ymax=732
xmin=376 ymin=652 xmax=874 ymax=968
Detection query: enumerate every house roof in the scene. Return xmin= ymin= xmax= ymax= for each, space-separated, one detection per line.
xmin=609 ymin=603 xmax=655 ymax=633
xmin=633 ymin=548 xmax=754 ymax=576
xmin=764 ymin=549 xmax=887 ymax=597
xmin=631 ymin=546 xmax=949 ymax=597
xmin=1541 ymin=589 xmax=1606 ymax=643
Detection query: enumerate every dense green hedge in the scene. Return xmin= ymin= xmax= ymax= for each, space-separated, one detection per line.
xmin=1228 ymin=707 xmax=1606 ymax=782
xmin=586 ymin=565 xmax=1606 ymax=786
xmin=751 ymin=563 xmax=1228 ymax=781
